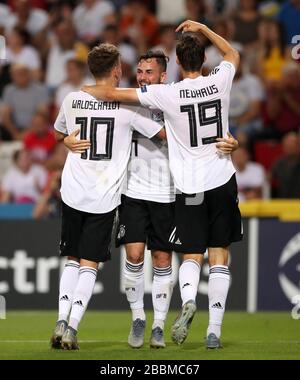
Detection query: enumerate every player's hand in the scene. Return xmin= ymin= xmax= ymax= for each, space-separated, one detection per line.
xmin=64 ymin=129 xmax=91 ymax=154
xmin=175 ymin=20 xmax=207 ymax=34
xmin=216 ymin=132 xmax=239 ymax=154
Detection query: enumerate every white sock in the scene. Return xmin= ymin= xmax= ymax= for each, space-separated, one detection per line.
xmin=152 ymin=266 xmax=173 ymax=330
xmin=207 ymin=265 xmax=230 ymax=339
xmin=68 ymin=266 xmax=98 ymax=331
xmin=124 ymin=260 xmax=145 ymax=321
xmin=58 ymin=260 xmax=80 ymax=322
xmin=179 ymin=259 xmax=201 ymax=306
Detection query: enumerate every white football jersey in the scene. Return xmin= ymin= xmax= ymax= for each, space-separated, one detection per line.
xmin=54 ymin=91 xmax=162 ymax=214
xmin=124 ymin=108 xmax=175 ymax=203
xmin=137 ymin=61 xmax=236 ymax=194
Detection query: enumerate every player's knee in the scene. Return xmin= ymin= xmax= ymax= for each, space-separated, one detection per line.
xmin=152 ymin=256 xmax=171 ymax=268
xmin=152 ymin=250 xmax=172 ymax=268
xmin=208 ymin=247 xmax=229 ymax=267
xmin=67 ymin=256 xmax=80 ymax=263
xmin=126 ymin=253 xmax=144 ymax=265
xmin=183 ymin=254 xmax=203 ymax=266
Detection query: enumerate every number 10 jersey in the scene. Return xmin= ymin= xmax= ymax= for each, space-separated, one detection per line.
xmin=54 ymin=91 xmax=162 ymax=214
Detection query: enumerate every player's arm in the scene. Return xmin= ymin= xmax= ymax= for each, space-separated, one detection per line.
xmin=63 ymin=130 xmax=91 ymax=154
xmin=156 ymin=127 xmax=167 ymax=140
xmin=176 ymin=20 xmax=240 ymax=69
xmin=216 ymin=132 xmax=239 ymax=154
xmin=54 ymin=130 xmax=67 ymax=142
xmin=82 ymin=86 xmax=140 ymax=104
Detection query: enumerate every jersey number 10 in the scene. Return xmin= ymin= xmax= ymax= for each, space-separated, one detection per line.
xmin=76 ymin=117 xmax=114 ymax=161
xmin=180 ymin=99 xmax=223 ymax=147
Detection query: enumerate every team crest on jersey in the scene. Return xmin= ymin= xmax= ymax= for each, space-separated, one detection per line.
xmin=209 ymin=67 xmax=220 ymax=76
xmin=117 ymin=225 xmax=126 ymax=239
xmin=151 ymin=110 xmax=164 ymax=124
xmin=141 ymin=85 xmax=148 ymax=93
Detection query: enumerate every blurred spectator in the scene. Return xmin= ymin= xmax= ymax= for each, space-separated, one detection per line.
xmin=5 ymin=26 xmax=41 ymax=81
xmin=0 ymin=3 xmax=11 ymax=31
xmin=55 ymin=58 xmax=93 ymax=109
xmin=101 ymin=24 xmax=137 ymax=86
xmin=5 ymin=0 xmax=48 ymax=36
xmin=205 ymin=0 xmax=238 ymax=20
xmin=120 ymin=0 xmax=158 ymax=54
xmin=157 ymin=0 xmax=186 ymax=24
xmin=180 ymin=0 xmax=211 ymax=26
xmin=1 ymin=64 xmax=49 ymax=140
xmin=272 ymin=132 xmax=300 ymax=198
xmin=73 ymin=0 xmax=116 ymax=45
xmin=255 ymin=19 xmax=290 ymax=84
xmin=266 ymin=62 xmax=300 ymax=135
xmin=233 ymin=146 xmax=266 ymax=202
xmin=0 ymin=149 xmax=48 ymax=203
xmin=44 ymin=141 xmax=67 ymax=172
xmin=232 ymin=0 xmax=262 ymax=48
xmin=45 ymin=19 xmax=89 ymax=91
xmin=152 ymin=24 xmax=180 ymax=83
xmin=229 ymin=54 xmax=265 ymax=142
xmin=23 ymin=111 xmax=56 ymax=163
xmin=110 ymin=0 xmax=128 ymax=11
xmin=33 ymin=170 xmax=61 ymax=219
xmin=183 ymin=0 xmax=210 ymax=26
xmin=259 ymin=1 xmax=281 ymax=18
xmin=204 ymin=19 xmax=242 ymax=72
xmin=277 ymin=0 xmax=300 ymax=45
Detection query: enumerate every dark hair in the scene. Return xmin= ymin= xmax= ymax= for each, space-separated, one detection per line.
xmin=262 ymin=19 xmax=285 ymax=59
xmin=138 ymin=50 xmax=169 ymax=72
xmin=176 ymin=33 xmax=205 ymax=72
xmin=12 ymin=26 xmax=30 ymax=45
xmin=104 ymin=24 xmax=118 ymax=33
xmin=87 ymin=43 xmax=120 ymax=79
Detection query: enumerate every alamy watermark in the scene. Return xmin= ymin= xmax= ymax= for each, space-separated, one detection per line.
xmin=291 ymin=36 xmax=300 ymax=60
xmin=291 ymin=295 xmax=300 ymax=320
xmin=0 ymin=36 xmax=6 ymax=61
xmin=0 ymin=295 xmax=6 ymax=319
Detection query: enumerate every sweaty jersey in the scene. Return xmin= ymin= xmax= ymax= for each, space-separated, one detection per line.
xmin=54 ymin=91 xmax=162 ymax=214
xmin=124 ymin=108 xmax=175 ymax=203
xmin=137 ymin=61 xmax=236 ymax=194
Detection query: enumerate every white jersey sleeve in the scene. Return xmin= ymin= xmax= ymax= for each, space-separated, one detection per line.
xmin=136 ymin=84 xmax=167 ymax=112
xmin=209 ymin=61 xmax=236 ymax=93
xmin=54 ymin=104 xmax=68 ymax=135
xmin=130 ymin=106 xmax=163 ymax=138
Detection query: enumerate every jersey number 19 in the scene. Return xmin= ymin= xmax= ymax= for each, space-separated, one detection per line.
xmin=180 ymin=99 xmax=223 ymax=147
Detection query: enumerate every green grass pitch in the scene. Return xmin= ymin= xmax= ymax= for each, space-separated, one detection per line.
xmin=0 ymin=311 xmax=299 ymax=360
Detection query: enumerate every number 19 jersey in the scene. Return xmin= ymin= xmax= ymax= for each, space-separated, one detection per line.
xmin=137 ymin=61 xmax=236 ymax=194
xmin=54 ymin=91 xmax=162 ymax=214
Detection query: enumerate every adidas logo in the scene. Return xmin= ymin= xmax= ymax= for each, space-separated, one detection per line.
xmin=60 ymin=295 xmax=69 ymax=301
xmin=175 ymin=238 xmax=182 ymax=245
xmin=74 ymin=300 xmax=83 ymax=307
xmin=182 ymin=283 xmax=191 ymax=289
xmin=212 ymin=302 xmax=223 ymax=309
xmin=125 ymin=287 xmax=136 ymax=292
xmin=156 ymin=293 xmax=167 ymax=299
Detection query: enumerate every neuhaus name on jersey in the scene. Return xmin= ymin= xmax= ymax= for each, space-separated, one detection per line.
xmin=72 ymin=99 xmax=120 ymax=111
xmin=179 ymin=84 xmax=219 ymax=99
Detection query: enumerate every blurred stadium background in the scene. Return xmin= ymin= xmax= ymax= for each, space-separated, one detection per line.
xmin=0 ymin=0 xmax=300 ymax=359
